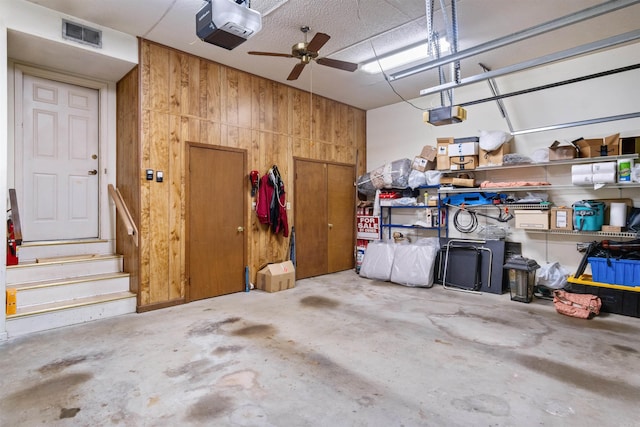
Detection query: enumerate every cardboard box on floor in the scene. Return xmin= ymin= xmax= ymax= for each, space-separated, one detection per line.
xmin=257 ymin=261 xmax=295 ymax=292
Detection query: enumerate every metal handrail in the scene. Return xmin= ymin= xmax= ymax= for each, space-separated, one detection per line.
xmin=108 ymin=184 xmax=138 ymax=247
xmin=8 ymin=189 xmax=23 ymax=245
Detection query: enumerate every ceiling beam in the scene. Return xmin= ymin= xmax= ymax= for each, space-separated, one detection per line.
xmin=418 ymin=29 xmax=640 ymax=97
xmin=388 ymin=0 xmax=640 ymax=81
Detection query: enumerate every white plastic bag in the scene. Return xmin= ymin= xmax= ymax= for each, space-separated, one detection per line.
xmin=536 ymin=262 xmax=570 ymax=289
xmin=359 ymin=241 xmax=395 ymax=281
xmin=479 ymin=130 xmax=511 ymax=152
xmin=425 ymin=170 xmax=442 ymax=186
xmin=390 ymin=239 xmax=439 ymax=287
xmin=408 ymin=169 xmax=427 ymax=189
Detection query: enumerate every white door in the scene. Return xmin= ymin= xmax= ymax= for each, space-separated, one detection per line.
xmin=21 ymin=74 xmax=99 ymax=241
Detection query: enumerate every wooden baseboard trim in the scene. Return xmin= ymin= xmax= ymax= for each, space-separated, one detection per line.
xmin=137 ymin=298 xmax=185 ymax=313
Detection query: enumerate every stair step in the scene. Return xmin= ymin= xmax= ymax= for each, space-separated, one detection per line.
xmin=6 ymin=254 xmax=123 ymax=285
xmin=8 ymin=273 xmax=131 ymax=308
xmin=17 ymin=239 xmax=112 ymax=263
xmin=6 ymin=292 xmax=137 ymax=337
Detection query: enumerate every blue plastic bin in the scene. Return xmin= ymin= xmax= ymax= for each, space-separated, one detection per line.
xmin=588 ymin=257 xmax=640 ymax=287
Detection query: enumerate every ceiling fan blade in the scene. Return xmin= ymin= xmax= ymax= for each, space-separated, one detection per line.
xmin=316 ymin=57 xmax=358 ymax=72
xmin=287 ymin=62 xmax=306 ymax=81
xmin=306 ymin=32 xmax=330 ymax=53
xmin=248 ymin=51 xmax=295 ymax=58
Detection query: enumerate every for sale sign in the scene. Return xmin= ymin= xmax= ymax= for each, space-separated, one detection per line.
xmin=356 ymin=215 xmax=380 ymax=240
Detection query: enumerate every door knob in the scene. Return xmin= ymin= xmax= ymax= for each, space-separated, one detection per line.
xmin=88 ymin=169 xmax=98 ymax=175
xmin=328 ymin=223 xmax=333 ymax=229
xmin=237 ymin=226 xmax=244 ymax=232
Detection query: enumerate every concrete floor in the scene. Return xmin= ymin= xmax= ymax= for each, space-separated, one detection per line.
xmin=1 ymin=270 xmax=639 ymax=426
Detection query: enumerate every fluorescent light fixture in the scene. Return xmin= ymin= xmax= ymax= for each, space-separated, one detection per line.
xmin=361 ymin=37 xmax=450 ymax=74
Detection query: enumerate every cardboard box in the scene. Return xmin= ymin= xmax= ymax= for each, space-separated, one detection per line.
xmin=548 ymin=140 xmax=578 ymax=161
xmin=449 ymin=155 xmax=478 ymax=170
xmin=620 ymin=136 xmax=640 ymax=155
xmin=576 ymin=133 xmax=620 ymax=158
xmin=436 ymin=138 xmax=452 ymax=170
xmin=514 ymin=210 xmax=550 ymax=230
xmin=412 ymin=156 xmax=429 ymax=172
xmin=420 ymin=145 xmax=437 ymax=161
xmin=550 ymin=207 xmax=573 ymax=230
xmin=448 ymin=141 xmax=479 ymax=157
xmin=256 ymin=261 xmax=295 ymax=292
xmin=440 ymin=177 xmax=476 ymax=187
xmin=479 ymin=141 xmax=511 ymax=167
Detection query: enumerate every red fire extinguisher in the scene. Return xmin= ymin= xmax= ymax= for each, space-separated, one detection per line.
xmin=7 ymin=218 xmax=18 ymax=266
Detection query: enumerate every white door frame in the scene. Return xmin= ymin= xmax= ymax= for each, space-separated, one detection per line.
xmin=10 ymin=61 xmax=116 ymax=252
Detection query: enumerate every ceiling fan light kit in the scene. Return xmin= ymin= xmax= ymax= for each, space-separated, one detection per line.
xmin=248 ymin=26 xmax=358 ymax=81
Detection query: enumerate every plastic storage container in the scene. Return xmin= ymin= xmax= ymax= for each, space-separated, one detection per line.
xmin=567 ymin=274 xmax=640 ymax=318
xmin=588 ymin=257 xmax=640 ymax=286
xmin=573 ymin=200 xmax=605 ymax=231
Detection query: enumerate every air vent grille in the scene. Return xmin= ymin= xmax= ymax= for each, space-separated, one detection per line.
xmin=62 ymin=20 xmax=102 ymax=48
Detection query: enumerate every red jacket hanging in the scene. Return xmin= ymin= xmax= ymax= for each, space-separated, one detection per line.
xmin=256 ymin=172 xmax=289 ymax=237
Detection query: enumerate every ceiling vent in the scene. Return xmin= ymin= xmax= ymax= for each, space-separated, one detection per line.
xmin=62 ymin=19 xmax=102 ymax=48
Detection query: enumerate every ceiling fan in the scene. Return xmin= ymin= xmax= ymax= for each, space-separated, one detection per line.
xmin=248 ymin=26 xmax=358 ymax=81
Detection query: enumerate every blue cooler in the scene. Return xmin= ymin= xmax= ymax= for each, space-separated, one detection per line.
xmin=573 ymin=200 xmax=605 ymax=231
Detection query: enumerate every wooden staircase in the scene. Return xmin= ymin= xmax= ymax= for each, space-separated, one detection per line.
xmin=6 ymin=249 xmax=136 ymax=338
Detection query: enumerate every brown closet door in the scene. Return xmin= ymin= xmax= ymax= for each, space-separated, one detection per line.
xmin=188 ymin=144 xmax=246 ymax=300
xmin=327 ymin=163 xmax=355 ymax=273
xmin=294 ymin=160 xmax=328 ymax=279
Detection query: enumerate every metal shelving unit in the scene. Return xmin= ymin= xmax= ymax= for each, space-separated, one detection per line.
xmin=438 ymin=154 xmax=639 ymax=239
xmin=438 ymin=154 xmax=640 ymax=194
xmin=380 ymin=186 xmax=447 ymax=239
xmin=526 ymin=229 xmax=638 ymax=239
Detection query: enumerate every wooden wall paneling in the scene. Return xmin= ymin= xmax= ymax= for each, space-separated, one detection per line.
xmin=292 ymin=137 xmax=310 ymax=159
xmin=226 ymin=125 xmax=252 ymax=151
xmin=168 ymin=49 xmax=183 ymax=115
xmin=248 ymin=130 xmax=260 ymax=280
xmin=274 ymin=83 xmax=289 ymax=135
xmin=252 ymin=77 xmax=270 ymax=132
xmin=335 ymin=104 xmax=354 ymax=147
xmin=200 ymin=120 xmax=222 ymax=146
xmin=289 ymin=89 xmax=311 ymax=139
xmin=185 ymin=55 xmax=201 ymax=118
xmin=134 ymin=39 xmax=366 ymax=309
xmin=223 ymin=68 xmax=252 ymax=128
xmin=311 ymin=140 xmax=331 ymax=162
xmin=139 ymin=110 xmax=152 ymax=306
xmin=148 ymin=111 xmax=171 ymax=303
xmin=202 ymin=60 xmax=222 ymax=122
xmin=312 ymin=96 xmax=333 ymax=143
xmin=252 ymin=78 xmax=289 ymax=134
xmin=147 ymin=42 xmax=170 ymax=113
xmin=334 ymin=145 xmax=355 ymax=165
xmin=353 ymin=109 xmax=367 ymax=176
xmin=185 ymin=116 xmax=200 ymax=144
xmin=168 ymin=114 xmax=184 ymax=300
xmin=116 ymin=67 xmax=140 ymax=296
